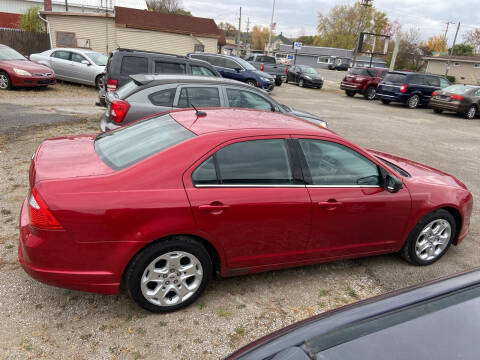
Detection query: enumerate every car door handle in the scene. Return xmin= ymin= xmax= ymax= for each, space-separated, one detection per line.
xmin=318 ymin=200 xmax=342 ymax=208
xmin=198 ymin=203 xmax=230 ymax=212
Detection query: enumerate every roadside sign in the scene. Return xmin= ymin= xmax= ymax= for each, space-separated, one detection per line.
xmin=293 ymin=42 xmax=302 ymax=50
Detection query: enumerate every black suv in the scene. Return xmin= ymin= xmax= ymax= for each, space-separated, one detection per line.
xmin=98 ymin=48 xmax=221 ymax=106
xmin=376 ymin=71 xmax=451 ymax=109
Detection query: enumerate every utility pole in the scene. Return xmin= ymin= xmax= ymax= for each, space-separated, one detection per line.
xmin=445 ymin=22 xmax=460 ymax=77
xmin=389 ymin=33 xmax=400 ymax=71
xmin=237 ymin=6 xmax=242 ymax=51
xmin=353 ymin=0 xmax=373 ymax=65
xmin=443 ymin=21 xmax=454 ymax=42
xmin=246 ymin=17 xmax=250 ymax=47
xmin=266 ymin=0 xmax=275 ymax=55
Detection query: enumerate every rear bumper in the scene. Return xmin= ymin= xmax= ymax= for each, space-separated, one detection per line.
xmin=11 ymin=74 xmax=56 ymax=87
xmin=18 ymin=197 xmax=142 ymax=295
xmin=376 ymin=92 xmax=409 ymax=103
xmin=100 ymin=114 xmax=120 ymax=132
xmin=429 ymin=99 xmax=469 ymax=113
xmin=304 ymin=79 xmax=323 ymax=88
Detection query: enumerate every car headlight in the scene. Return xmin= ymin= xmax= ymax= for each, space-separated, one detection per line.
xmin=13 ymin=68 xmax=32 ymax=76
xmin=304 ymin=75 xmax=312 ymax=80
xmin=260 ymin=77 xmax=272 ymax=82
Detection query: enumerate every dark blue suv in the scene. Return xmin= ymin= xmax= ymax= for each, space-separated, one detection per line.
xmin=376 ymin=71 xmax=451 ymax=109
xmin=187 ymin=53 xmax=275 ymax=91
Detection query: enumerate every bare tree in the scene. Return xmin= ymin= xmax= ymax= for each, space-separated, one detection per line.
xmin=145 ymin=0 xmax=191 ymax=15
xmin=464 ymin=28 xmax=480 ymax=54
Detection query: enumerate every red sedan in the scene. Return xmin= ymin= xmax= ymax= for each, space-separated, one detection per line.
xmin=0 ymin=44 xmax=55 ymax=90
xmin=19 ymin=109 xmax=473 ymax=312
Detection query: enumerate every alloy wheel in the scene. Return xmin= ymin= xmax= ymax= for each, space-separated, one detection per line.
xmin=0 ymin=74 xmax=8 ymax=90
xmin=466 ymin=106 xmax=477 ymax=119
xmin=408 ymin=95 xmax=420 ymax=109
xmin=96 ymin=76 xmax=105 ymax=90
xmin=140 ymin=251 xmax=203 ymax=307
xmin=414 ymin=219 xmax=451 ymax=261
xmin=366 ymin=87 xmax=376 ymax=100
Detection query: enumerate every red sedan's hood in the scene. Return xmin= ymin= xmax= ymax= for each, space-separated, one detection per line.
xmin=0 ymin=59 xmax=52 ymax=73
xmin=368 ymin=149 xmax=468 ymax=190
xmin=31 ymin=135 xmax=114 ymax=186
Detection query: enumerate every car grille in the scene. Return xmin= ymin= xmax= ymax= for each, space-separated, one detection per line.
xmin=34 ymin=73 xmax=53 ymax=77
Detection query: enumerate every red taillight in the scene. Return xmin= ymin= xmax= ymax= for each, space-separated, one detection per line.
xmin=451 ymin=94 xmax=464 ymax=100
xmin=106 ymin=78 xmax=117 ymax=92
xmin=110 ymin=100 xmax=130 ymax=124
xmin=29 ymin=188 xmax=63 ymax=230
xmin=432 ymin=91 xmax=437 ymax=97
xmin=399 ymin=84 xmax=407 ymax=93
xmin=260 ymin=64 xmax=264 ymax=71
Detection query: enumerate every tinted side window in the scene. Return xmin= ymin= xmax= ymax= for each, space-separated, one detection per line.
xmin=192 ymin=156 xmax=217 ymax=185
xmin=191 ymin=65 xmax=216 ymax=77
xmin=380 ymin=70 xmax=388 ymax=79
xmin=178 ymin=87 xmax=221 ymax=108
xmin=71 ymin=53 xmax=87 ymax=63
xmin=223 ymin=59 xmax=239 ymax=69
xmin=120 ymin=56 xmax=148 ymax=75
xmin=216 ymin=139 xmax=293 ymax=185
xmin=440 ymin=78 xmax=450 ymax=88
xmin=409 ymin=75 xmax=425 ymax=85
xmin=299 ymin=139 xmax=379 ymax=186
xmin=148 ymin=88 xmax=176 ymax=106
xmin=154 ymin=61 xmax=186 ymax=74
xmin=190 ymin=54 xmax=209 ymax=62
xmin=226 ymin=88 xmax=273 ymax=111
xmin=52 ymin=51 xmax=70 ymax=60
xmin=426 ymin=76 xmax=440 ymax=87
xmin=208 ymin=56 xmax=226 ymax=67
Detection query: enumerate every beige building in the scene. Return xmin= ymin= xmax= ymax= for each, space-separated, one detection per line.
xmin=40 ymin=6 xmax=222 ymax=56
xmin=424 ymin=56 xmax=480 ymax=85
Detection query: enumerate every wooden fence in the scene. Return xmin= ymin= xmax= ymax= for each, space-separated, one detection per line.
xmin=0 ymin=28 xmax=50 ymax=56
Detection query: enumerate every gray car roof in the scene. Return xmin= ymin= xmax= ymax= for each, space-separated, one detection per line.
xmin=129 ymin=74 xmax=264 ymax=91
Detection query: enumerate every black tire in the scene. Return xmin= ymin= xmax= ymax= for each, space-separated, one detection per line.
xmin=275 ymin=77 xmax=282 ymax=86
xmin=95 ymin=74 xmax=105 ymax=90
xmin=317 ymin=85 xmax=322 ymax=90
xmin=285 ymin=77 xmax=288 ymax=83
xmin=345 ymin=90 xmax=355 ymax=97
xmin=298 ymin=78 xmax=304 ymax=87
xmin=126 ymin=236 xmax=212 ymax=313
xmin=245 ymin=79 xmax=257 ymax=87
xmin=433 ymin=108 xmax=443 ymax=114
xmin=400 ymin=209 xmax=456 ymax=266
xmin=0 ymin=71 xmax=11 ymax=90
xmin=464 ymin=105 xmax=477 ymax=119
xmin=381 ymin=99 xmax=391 ymax=105
xmin=407 ymin=94 xmax=420 ymax=109
xmin=364 ymin=86 xmax=376 ymax=100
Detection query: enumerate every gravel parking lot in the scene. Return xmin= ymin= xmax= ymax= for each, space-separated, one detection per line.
xmin=0 ymin=82 xmax=478 ymax=359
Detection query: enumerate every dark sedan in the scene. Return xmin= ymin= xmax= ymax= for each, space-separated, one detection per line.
xmin=100 ymin=74 xmax=327 ymax=131
xmin=227 ymin=268 xmax=480 ymax=360
xmin=430 ymin=84 xmax=480 ymax=119
xmin=286 ymin=65 xmax=323 ymax=88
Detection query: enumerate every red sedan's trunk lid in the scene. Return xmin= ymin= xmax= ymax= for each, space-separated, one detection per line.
xmin=30 ymin=135 xmax=114 ymax=186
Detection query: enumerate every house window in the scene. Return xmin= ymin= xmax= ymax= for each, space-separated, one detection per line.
xmin=474 ymin=63 xmax=480 ymax=68
xmin=194 ymin=44 xmax=205 ymax=52
xmin=453 ymin=62 xmax=461 ymax=67
xmin=317 ymin=56 xmax=331 ymax=64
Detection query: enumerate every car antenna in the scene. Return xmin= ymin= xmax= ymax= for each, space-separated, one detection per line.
xmin=191 ymin=103 xmax=207 ymax=117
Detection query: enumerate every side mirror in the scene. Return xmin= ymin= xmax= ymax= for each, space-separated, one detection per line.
xmin=234 ymin=67 xmax=242 ymax=72
xmin=81 ymin=60 xmax=90 ymax=66
xmin=385 ymin=174 xmax=403 ymax=193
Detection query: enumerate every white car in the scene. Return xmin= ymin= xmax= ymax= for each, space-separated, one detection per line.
xmin=30 ymin=48 xmax=106 ymax=88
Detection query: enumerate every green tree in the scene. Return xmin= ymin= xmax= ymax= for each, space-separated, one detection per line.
xmin=295 ymin=35 xmax=316 ymax=45
xmin=145 ymin=0 xmax=191 ymax=15
xmin=315 ymin=1 xmax=388 ymax=49
xmin=19 ymin=6 xmax=45 ymax=33
xmin=449 ymin=43 xmax=474 ymax=56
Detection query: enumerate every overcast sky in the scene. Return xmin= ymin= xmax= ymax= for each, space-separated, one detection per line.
xmin=87 ymin=0 xmax=478 ymax=44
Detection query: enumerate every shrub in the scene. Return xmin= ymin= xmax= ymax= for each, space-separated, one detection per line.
xmin=446 ymin=75 xmax=456 ymax=83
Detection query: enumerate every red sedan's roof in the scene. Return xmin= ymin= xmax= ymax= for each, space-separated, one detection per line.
xmin=169 ymin=108 xmax=332 ymax=136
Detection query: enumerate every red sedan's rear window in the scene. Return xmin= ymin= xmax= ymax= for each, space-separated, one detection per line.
xmin=95 ymin=114 xmax=195 ymax=170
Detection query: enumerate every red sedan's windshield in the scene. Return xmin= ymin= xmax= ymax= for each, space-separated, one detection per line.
xmin=0 ymin=46 xmax=26 ymax=61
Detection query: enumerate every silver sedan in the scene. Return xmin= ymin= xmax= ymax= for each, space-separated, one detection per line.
xmin=30 ymin=48 xmax=106 ymax=88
